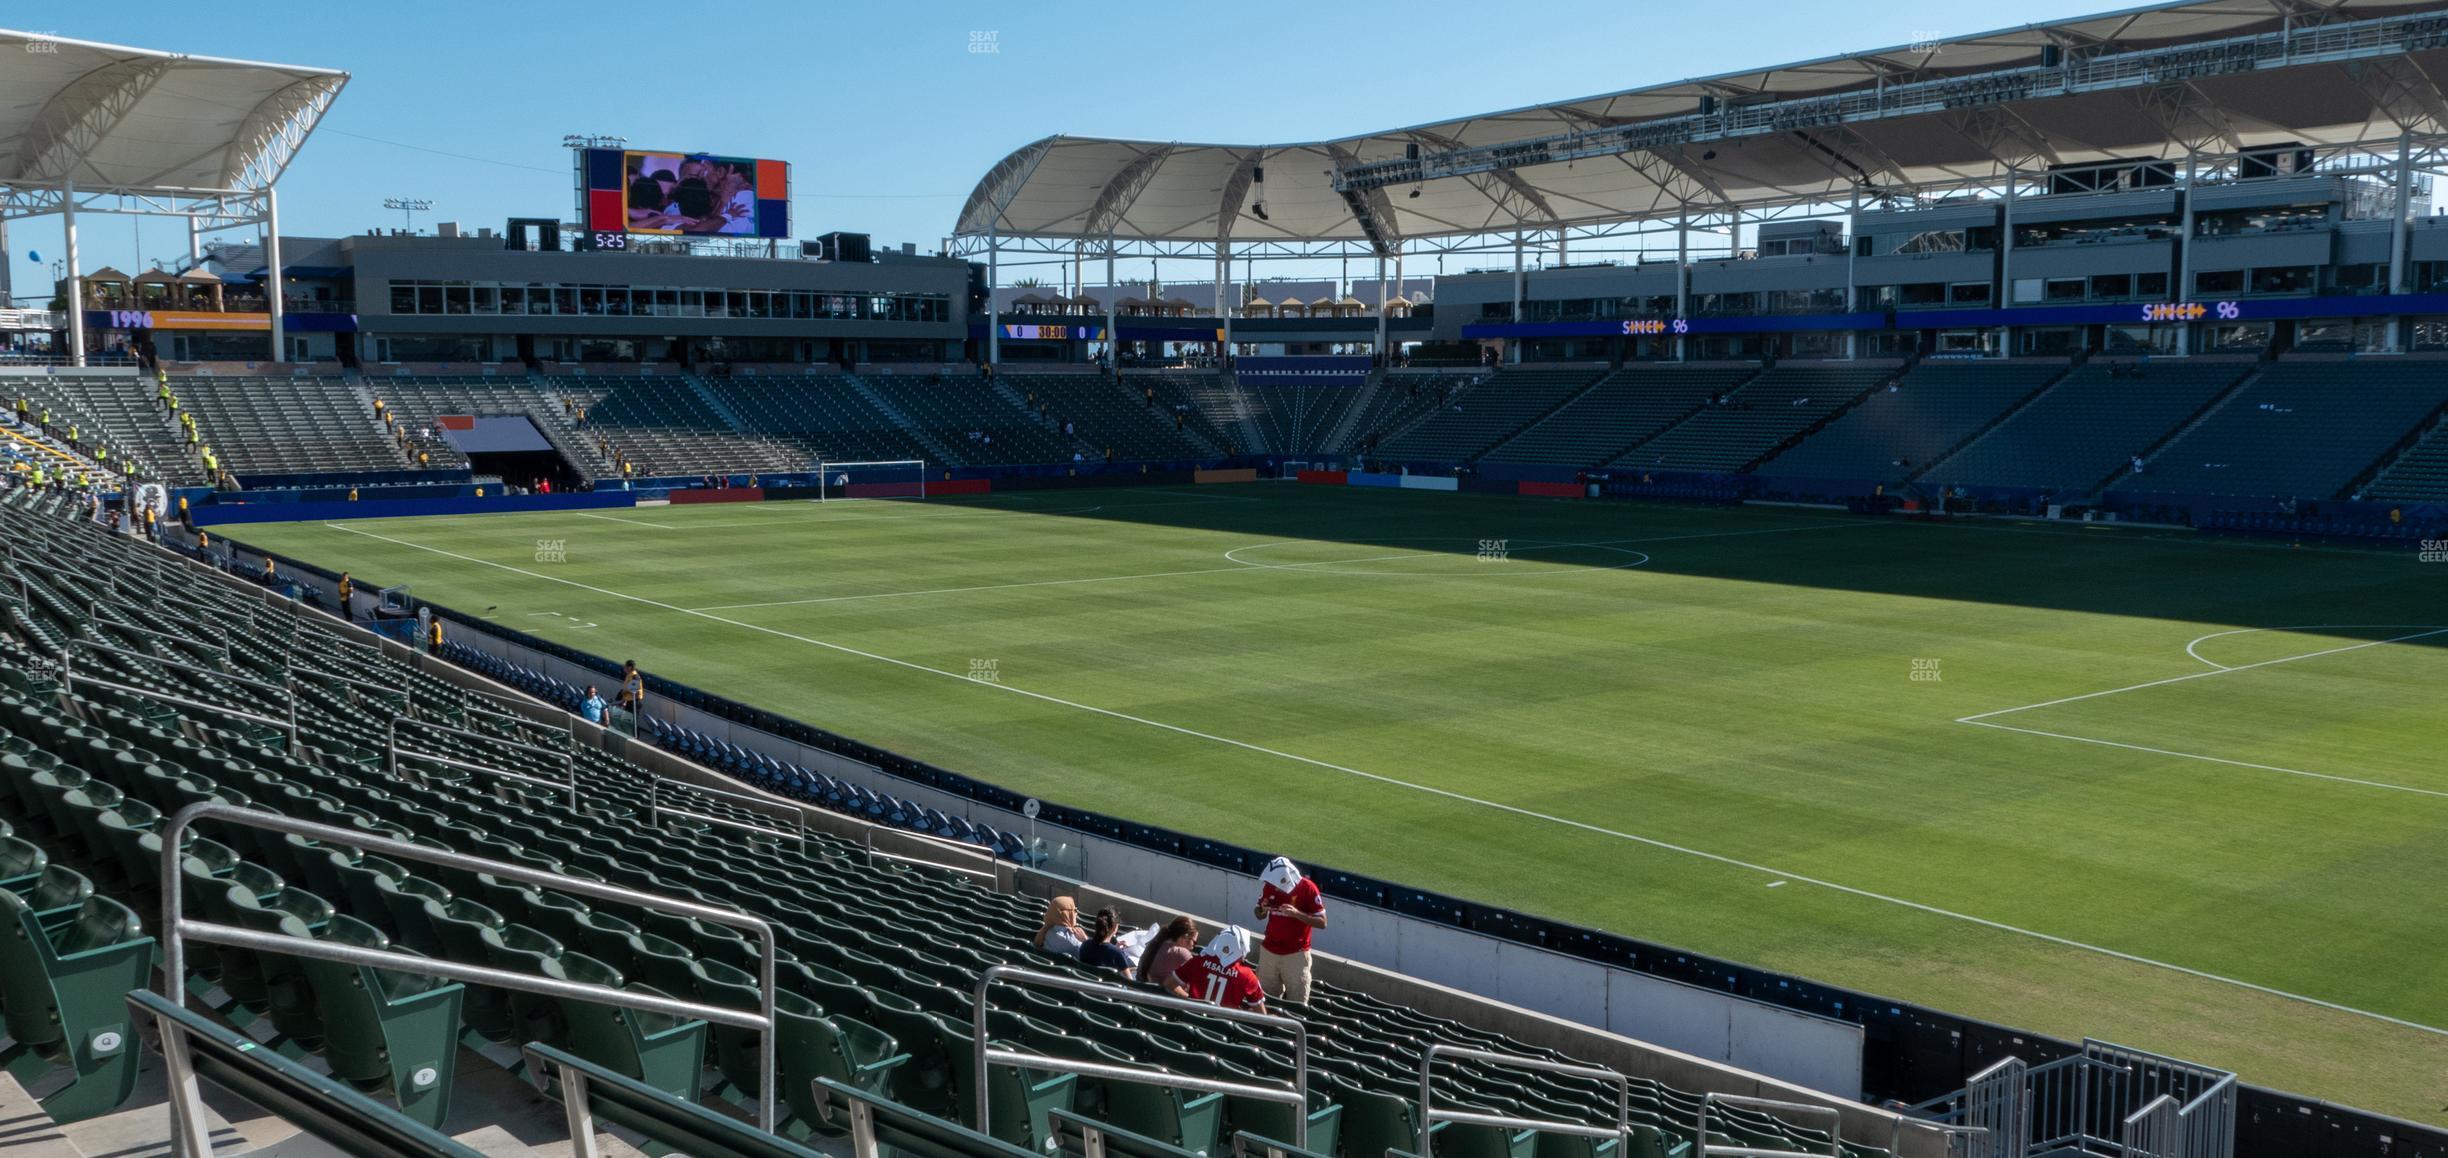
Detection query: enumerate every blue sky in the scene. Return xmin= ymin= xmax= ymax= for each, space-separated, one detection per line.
xmin=9 ymin=0 xmax=2115 ymax=298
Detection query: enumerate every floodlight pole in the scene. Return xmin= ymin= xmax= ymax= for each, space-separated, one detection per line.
xmin=264 ymin=186 xmax=285 ymax=364
xmin=63 ymin=179 xmax=85 ymax=367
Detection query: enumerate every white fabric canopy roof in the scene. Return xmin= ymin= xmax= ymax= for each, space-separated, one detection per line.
xmin=958 ymin=0 xmax=2448 ymax=244
xmin=0 ymin=28 xmax=347 ymax=192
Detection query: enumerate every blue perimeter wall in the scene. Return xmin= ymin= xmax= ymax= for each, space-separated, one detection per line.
xmin=192 ymin=490 xmax=638 ymax=526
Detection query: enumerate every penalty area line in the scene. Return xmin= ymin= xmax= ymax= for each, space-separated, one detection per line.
xmin=319 ymin=519 xmax=2448 ymax=1041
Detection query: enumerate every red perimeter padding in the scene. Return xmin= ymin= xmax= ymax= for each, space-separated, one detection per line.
xmin=1517 ymin=481 xmax=1584 ymax=499
xmin=671 ymin=487 xmax=765 ymax=505
xmin=927 ymin=478 xmax=991 ymax=495
xmin=1296 ymin=470 xmax=1348 ymax=485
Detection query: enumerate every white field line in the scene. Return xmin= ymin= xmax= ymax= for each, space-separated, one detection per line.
xmin=1957 ymin=625 xmax=2448 ymax=802
xmin=1960 ymin=719 xmax=2448 ymax=801
xmin=1957 ymin=627 xmax=2448 ymax=723
xmin=320 ymin=519 xmax=2448 ymax=1039
xmin=691 ymin=519 xmax=1867 ymax=610
xmin=572 ymin=511 xmax=680 ymax=530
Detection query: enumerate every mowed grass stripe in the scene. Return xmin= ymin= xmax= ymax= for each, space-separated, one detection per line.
xmin=228 ymin=486 xmax=2448 ymax=1123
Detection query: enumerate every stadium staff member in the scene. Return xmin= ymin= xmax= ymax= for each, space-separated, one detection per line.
xmin=1174 ymin=927 xmax=1266 ymax=1013
xmin=617 ymin=660 xmax=646 ymax=715
xmin=1252 ymin=856 xmax=1326 ymax=1004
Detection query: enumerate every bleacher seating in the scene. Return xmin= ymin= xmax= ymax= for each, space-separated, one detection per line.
xmin=1484 ymin=365 xmax=1752 ymax=466
xmin=2363 ymin=418 xmax=2448 ymax=502
xmin=867 ymin=373 xmax=1073 ymax=465
xmin=178 ymin=372 xmax=406 ymax=477
xmin=1021 ymin=374 xmax=1212 ymax=460
xmin=0 ymin=488 xmax=1890 ymax=1158
xmin=566 ymin=375 xmax=798 ymax=477
xmin=176 ymin=375 xmax=406 ymax=477
xmin=370 ymin=374 xmax=595 ymax=474
xmin=1349 ymin=371 xmax=1477 ymax=453
xmin=1239 ymin=383 xmax=1367 ymax=457
xmin=4 ymin=372 xmax=196 ymax=483
xmin=1615 ymin=366 xmax=1890 ymax=472
xmin=703 ymin=374 xmax=926 ymax=465
xmin=1376 ymin=368 xmax=1605 ymax=461
xmin=2110 ymin=359 xmax=2448 ymax=499
xmin=1758 ymin=361 xmax=2064 ymax=481
xmin=1925 ymin=360 xmax=2249 ymax=493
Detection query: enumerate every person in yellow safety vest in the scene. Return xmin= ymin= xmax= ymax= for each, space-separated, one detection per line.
xmin=13 ymin=397 xmax=25 ymax=419
xmin=188 ymin=427 xmax=199 ymax=447
xmin=96 ymin=446 xmax=108 ymax=465
xmin=338 ymin=572 xmax=352 ymax=604
xmin=177 ymin=495 xmax=189 ymax=520
xmin=30 ymin=465 xmax=45 ymax=489
xmin=66 ymin=425 xmax=77 ymax=448
xmin=428 ymin=619 xmax=444 ymax=650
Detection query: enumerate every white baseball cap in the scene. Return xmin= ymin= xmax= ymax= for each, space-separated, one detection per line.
xmin=1260 ymin=856 xmax=1302 ymax=893
xmin=1206 ymin=926 xmax=1252 ymax=968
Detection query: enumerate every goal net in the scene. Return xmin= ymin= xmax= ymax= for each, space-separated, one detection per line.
xmin=812 ymin=458 xmax=927 ymax=501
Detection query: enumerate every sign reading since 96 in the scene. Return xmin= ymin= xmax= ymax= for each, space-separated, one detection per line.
xmin=2139 ymin=301 xmax=2241 ymax=323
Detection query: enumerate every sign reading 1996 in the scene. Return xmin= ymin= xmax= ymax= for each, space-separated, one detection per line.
xmin=1620 ymin=318 xmax=1688 ymax=335
xmin=2140 ymin=301 xmax=2241 ymax=322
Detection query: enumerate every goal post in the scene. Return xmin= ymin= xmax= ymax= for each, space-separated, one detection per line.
xmin=812 ymin=458 xmax=927 ymax=501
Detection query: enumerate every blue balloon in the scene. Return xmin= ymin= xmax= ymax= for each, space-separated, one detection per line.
xmin=24 ymin=250 xmax=38 ymax=263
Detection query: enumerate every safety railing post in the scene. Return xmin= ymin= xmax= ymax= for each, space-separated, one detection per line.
xmin=1417 ymin=1044 xmax=1631 ymax=1154
xmin=159 ymin=802 xmax=782 ymax=1136
xmin=972 ymin=965 xmax=1309 ymax=1147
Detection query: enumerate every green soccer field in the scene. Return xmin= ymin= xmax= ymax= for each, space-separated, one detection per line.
xmin=226 ymin=484 xmax=2448 ymax=1122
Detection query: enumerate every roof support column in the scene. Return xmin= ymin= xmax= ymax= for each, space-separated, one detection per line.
xmin=1105 ymin=235 xmax=1119 ymax=370
xmin=1511 ymin=231 xmax=1525 ymax=365
xmin=63 ymin=179 xmax=86 ymax=368
xmin=1375 ymin=251 xmax=1389 ymax=366
xmin=265 ymin=185 xmax=286 ymax=364
xmin=0 ymin=217 xmax=12 ymax=306
xmin=986 ymin=225 xmax=1000 ymax=366
xmin=1556 ymin=227 xmax=1567 ymax=267
xmin=2001 ymin=167 xmax=2019 ymax=358
xmin=1675 ymin=212 xmax=1689 ymax=362
xmin=2175 ymin=152 xmax=2197 ymax=356
xmin=1217 ymin=240 xmax=1232 ymax=367
xmin=1845 ymin=190 xmax=1860 ymax=362
xmin=2388 ymin=130 xmax=2414 ymax=351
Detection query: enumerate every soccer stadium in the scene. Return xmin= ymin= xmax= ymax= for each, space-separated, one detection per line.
xmin=1 ymin=4 xmax=2445 ymax=1157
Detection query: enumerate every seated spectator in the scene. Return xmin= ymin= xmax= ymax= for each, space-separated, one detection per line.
xmin=1033 ymin=896 xmax=1085 ymax=958
xmin=1079 ymin=907 xmax=1132 ymax=975
xmin=1174 ymin=927 xmax=1266 ymax=1012
xmin=1136 ymin=915 xmax=1199 ymax=996
xmin=580 ymin=685 xmax=608 ymax=724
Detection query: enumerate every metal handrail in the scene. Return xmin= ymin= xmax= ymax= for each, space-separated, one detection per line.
xmin=865 ymin=823 xmax=1000 ymax=881
xmin=973 ymin=964 xmax=1311 ymax=1147
xmin=1696 ymin=1094 xmax=1842 ymax=1158
xmin=290 ymin=662 xmax=413 ymax=709
xmin=651 ymin=778 xmax=807 ymax=846
xmin=58 ymin=640 xmax=298 ymax=747
xmin=1417 ymin=1043 xmax=1629 ymax=1151
xmin=91 ymin=612 xmax=232 ymax=664
xmin=157 ymin=801 xmax=781 ymax=1154
xmin=387 ymin=716 xmax=577 ymax=809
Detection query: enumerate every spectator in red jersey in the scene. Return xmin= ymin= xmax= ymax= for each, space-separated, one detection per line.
xmin=1174 ymin=927 xmax=1266 ymax=1013
xmin=1252 ymin=856 xmax=1326 ymax=1005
